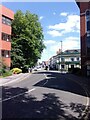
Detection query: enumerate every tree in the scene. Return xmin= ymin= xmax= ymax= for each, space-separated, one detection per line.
xmin=11 ymin=10 xmax=45 ymax=69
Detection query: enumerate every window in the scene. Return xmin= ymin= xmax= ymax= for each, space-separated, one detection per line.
xmin=1 ymin=50 xmax=10 ymax=58
xmin=2 ymin=33 xmax=11 ymax=42
xmin=61 ymin=65 xmax=64 ymax=69
xmin=2 ymin=15 xmax=12 ymax=26
xmin=2 ymin=16 xmax=6 ymax=24
xmin=2 ymin=33 xmax=6 ymax=40
xmin=87 ymin=36 xmax=90 ymax=56
xmin=86 ymin=10 xmax=90 ymax=16
xmin=61 ymin=57 xmax=64 ymax=61
xmin=74 ymin=50 xmax=78 ymax=53
xmin=71 ymin=65 xmax=74 ymax=69
xmin=65 ymin=50 xmax=69 ymax=53
xmin=87 ymin=21 xmax=90 ymax=31
xmin=71 ymin=58 xmax=74 ymax=61
xmin=77 ymin=57 xmax=79 ymax=61
xmin=2 ymin=50 xmax=4 ymax=57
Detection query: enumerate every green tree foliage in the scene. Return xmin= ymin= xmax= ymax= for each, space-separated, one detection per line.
xmin=11 ymin=10 xmax=45 ymax=68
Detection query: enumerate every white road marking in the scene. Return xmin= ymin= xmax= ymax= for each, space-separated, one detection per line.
xmin=1 ymin=88 xmax=36 ymax=102
xmin=43 ymin=74 xmax=48 ymax=86
xmin=86 ymin=97 xmax=89 ymax=106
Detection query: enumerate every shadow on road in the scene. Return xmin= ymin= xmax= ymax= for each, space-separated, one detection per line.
xmin=2 ymin=86 xmax=87 ymax=119
xmin=34 ymin=71 xmax=88 ymax=97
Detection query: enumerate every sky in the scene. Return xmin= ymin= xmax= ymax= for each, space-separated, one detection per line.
xmin=2 ymin=1 xmax=80 ymax=62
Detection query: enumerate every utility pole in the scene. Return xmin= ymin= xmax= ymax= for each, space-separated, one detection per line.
xmin=61 ymin=41 xmax=62 ymax=73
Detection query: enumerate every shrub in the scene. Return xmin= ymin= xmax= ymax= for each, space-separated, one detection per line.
xmin=0 ymin=68 xmax=6 ymax=76
xmin=0 ymin=69 xmax=3 ymax=76
xmin=11 ymin=68 xmax=22 ymax=74
xmin=3 ymin=71 xmax=12 ymax=77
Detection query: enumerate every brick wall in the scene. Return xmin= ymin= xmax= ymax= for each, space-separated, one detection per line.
xmin=80 ymin=2 xmax=90 ymax=76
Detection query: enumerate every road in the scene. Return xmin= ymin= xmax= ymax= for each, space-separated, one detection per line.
xmin=1 ymin=70 xmax=89 ymax=119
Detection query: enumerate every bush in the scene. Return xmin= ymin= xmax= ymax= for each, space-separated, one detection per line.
xmin=11 ymin=68 xmax=22 ymax=74
xmin=0 ymin=69 xmax=3 ymax=76
xmin=0 ymin=68 xmax=6 ymax=76
xmin=3 ymin=71 xmax=12 ymax=77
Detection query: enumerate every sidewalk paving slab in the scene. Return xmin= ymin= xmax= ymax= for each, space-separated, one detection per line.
xmin=0 ymin=73 xmax=30 ymax=86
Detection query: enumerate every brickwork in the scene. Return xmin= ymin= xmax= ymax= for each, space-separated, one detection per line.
xmin=77 ymin=2 xmax=90 ymax=76
xmin=0 ymin=5 xmax=14 ymax=67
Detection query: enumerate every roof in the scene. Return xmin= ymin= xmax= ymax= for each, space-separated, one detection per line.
xmin=64 ymin=49 xmax=80 ymax=53
xmin=49 ymin=49 xmax=80 ymax=61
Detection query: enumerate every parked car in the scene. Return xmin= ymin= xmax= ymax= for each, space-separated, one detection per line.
xmin=33 ymin=67 xmax=37 ymax=71
xmin=33 ymin=66 xmax=42 ymax=71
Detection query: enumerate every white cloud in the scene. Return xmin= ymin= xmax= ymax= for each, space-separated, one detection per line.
xmin=62 ymin=36 xmax=80 ymax=51
xmin=53 ymin=12 xmax=56 ymax=15
xmin=60 ymin=12 xmax=68 ymax=16
xmin=44 ymin=39 xmax=60 ymax=53
xmin=39 ymin=16 xmax=44 ymax=20
xmin=47 ymin=30 xmax=62 ymax=37
xmin=40 ymin=36 xmax=80 ymax=61
xmin=47 ymin=14 xmax=80 ymax=37
xmin=44 ymin=40 xmax=56 ymax=45
xmin=49 ymin=43 xmax=61 ymax=52
xmin=48 ymin=37 xmax=80 ymax=52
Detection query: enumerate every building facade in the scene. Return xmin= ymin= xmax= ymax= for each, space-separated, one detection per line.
xmin=0 ymin=5 xmax=14 ymax=68
xmin=76 ymin=1 xmax=90 ymax=76
xmin=49 ymin=49 xmax=81 ymax=72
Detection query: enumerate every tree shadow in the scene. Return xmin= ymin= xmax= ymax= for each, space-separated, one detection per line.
xmin=33 ymin=72 xmax=87 ymax=97
xmin=2 ymin=86 xmax=88 ymax=120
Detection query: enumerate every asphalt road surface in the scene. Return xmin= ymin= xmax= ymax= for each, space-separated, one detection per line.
xmin=1 ymin=70 xmax=89 ymax=120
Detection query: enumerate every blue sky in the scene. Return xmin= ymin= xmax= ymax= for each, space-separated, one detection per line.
xmin=2 ymin=1 xmax=80 ymax=62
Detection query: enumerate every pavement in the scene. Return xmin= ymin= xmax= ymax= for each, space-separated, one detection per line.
xmin=0 ymin=73 xmax=31 ymax=86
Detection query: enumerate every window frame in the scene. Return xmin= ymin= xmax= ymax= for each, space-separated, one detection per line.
xmin=2 ymin=32 xmax=11 ymax=42
xmin=1 ymin=50 xmax=10 ymax=58
xmin=2 ymin=15 xmax=12 ymax=26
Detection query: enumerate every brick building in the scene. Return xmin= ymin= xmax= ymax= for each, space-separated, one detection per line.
xmin=76 ymin=1 xmax=90 ymax=76
xmin=0 ymin=5 xmax=14 ymax=68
